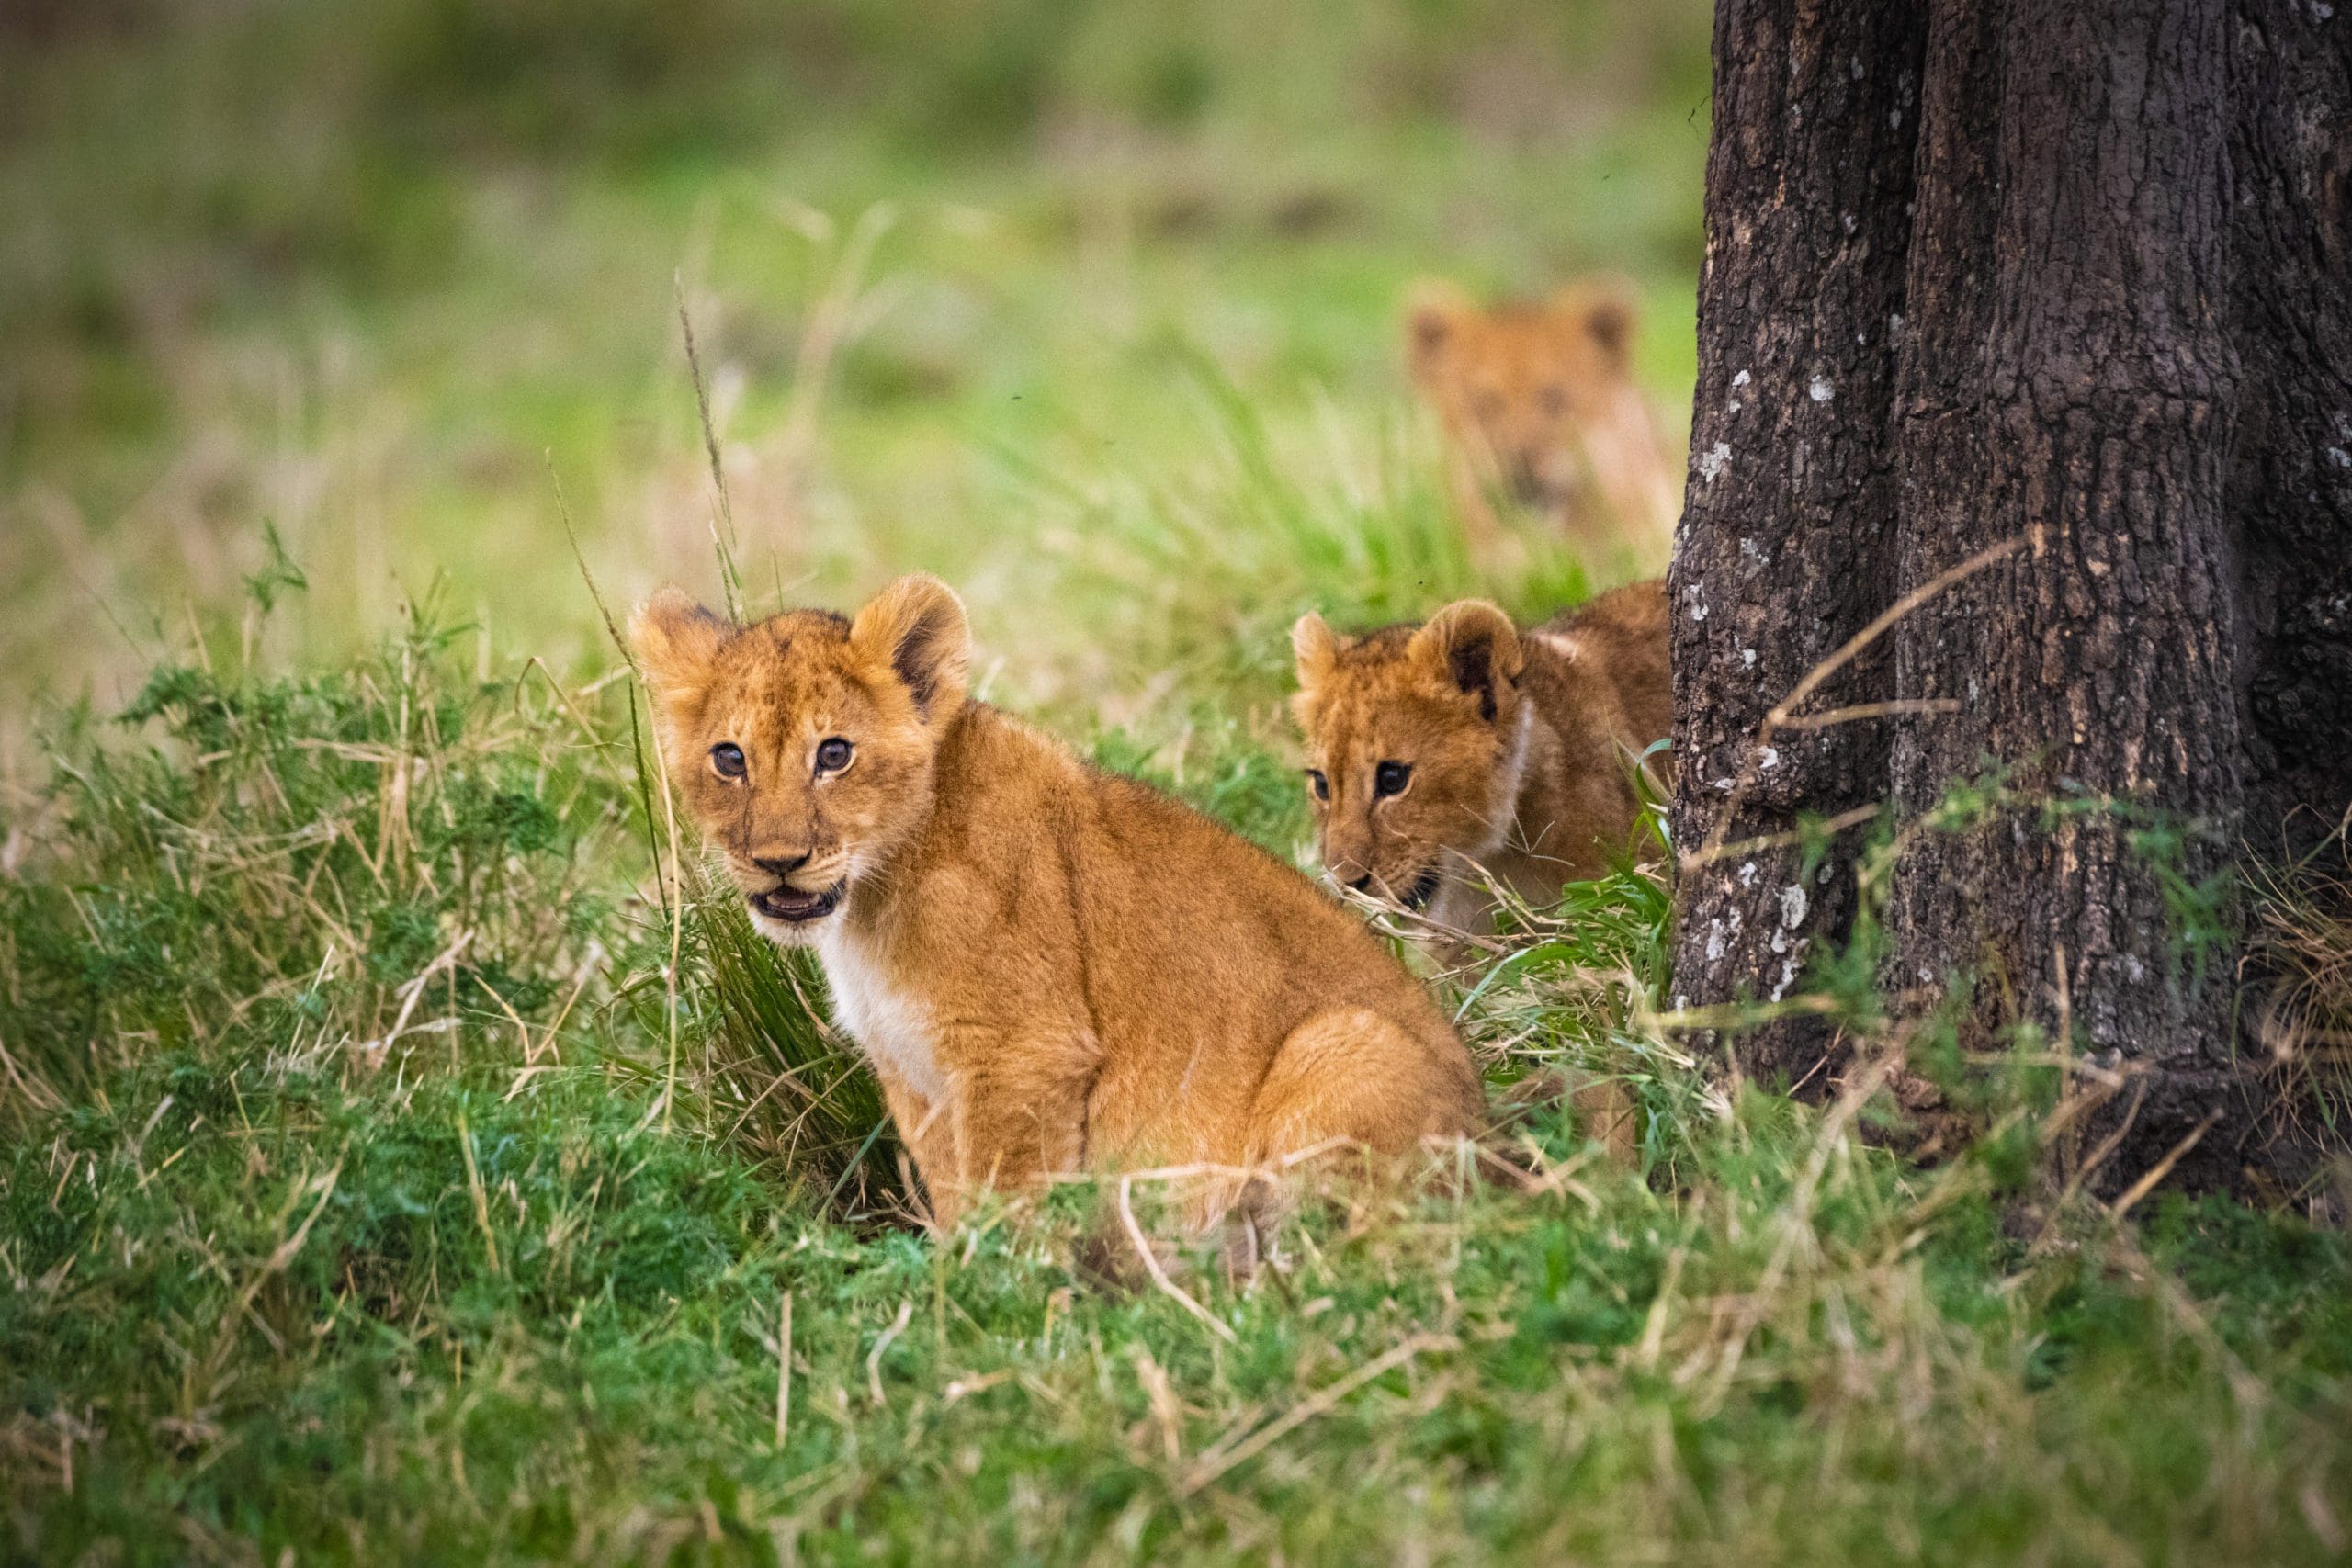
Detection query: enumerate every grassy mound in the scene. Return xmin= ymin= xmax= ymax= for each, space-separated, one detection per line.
xmin=3 ymin=600 xmax=2347 ymax=1564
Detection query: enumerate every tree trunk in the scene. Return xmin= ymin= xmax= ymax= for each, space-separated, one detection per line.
xmin=1672 ymin=0 xmax=2352 ymax=1192
xmin=1888 ymin=0 xmax=2247 ymax=1188
xmin=2226 ymin=1 xmax=2352 ymax=861
xmin=1668 ymin=0 xmax=1927 ymax=1086
xmin=2223 ymin=0 xmax=2352 ymax=1188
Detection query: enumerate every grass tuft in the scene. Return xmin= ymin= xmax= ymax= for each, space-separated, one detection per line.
xmin=689 ymin=887 xmax=905 ymax=1219
xmin=2249 ymin=827 xmax=2352 ymax=1162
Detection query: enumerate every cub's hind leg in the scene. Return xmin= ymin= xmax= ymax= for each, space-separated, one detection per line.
xmin=1224 ymin=1007 xmax=1485 ymax=1233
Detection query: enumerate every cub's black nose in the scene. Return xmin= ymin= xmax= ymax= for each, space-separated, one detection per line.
xmin=754 ymin=852 xmax=811 ymax=878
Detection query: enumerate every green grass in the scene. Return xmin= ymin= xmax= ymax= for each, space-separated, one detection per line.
xmin=5 ymin=546 xmax=2348 ymax=1568
xmin=5 ymin=3 xmax=2350 ymax=1562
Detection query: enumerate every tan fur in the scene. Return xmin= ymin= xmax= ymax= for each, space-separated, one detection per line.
xmin=1407 ymin=277 xmax=1679 ymax=554
xmin=1289 ymin=578 xmax=1671 ymax=930
xmin=632 ymin=575 xmax=1485 ymax=1228
xmin=1291 ymin=579 xmax=1669 ymax=1161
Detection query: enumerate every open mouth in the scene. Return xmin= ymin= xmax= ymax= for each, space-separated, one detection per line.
xmin=748 ymin=882 xmax=845 ymax=924
xmin=1401 ymin=868 xmax=1442 ymax=911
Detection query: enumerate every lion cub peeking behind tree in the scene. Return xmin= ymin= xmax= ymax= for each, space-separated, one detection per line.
xmin=1408 ymin=278 xmax=1679 ymax=558
xmin=1290 ymin=579 xmax=1670 ymax=937
xmin=632 ymin=574 xmax=1485 ymax=1229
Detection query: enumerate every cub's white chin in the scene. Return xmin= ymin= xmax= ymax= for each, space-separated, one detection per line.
xmin=747 ymin=910 xmax=825 ymax=947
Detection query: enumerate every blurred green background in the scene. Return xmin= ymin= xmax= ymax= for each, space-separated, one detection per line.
xmin=0 ymin=0 xmax=1707 ymax=760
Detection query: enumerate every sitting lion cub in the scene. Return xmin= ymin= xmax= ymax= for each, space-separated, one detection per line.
xmin=1289 ymin=578 xmax=1670 ymax=934
xmin=632 ymin=574 xmax=1485 ymax=1227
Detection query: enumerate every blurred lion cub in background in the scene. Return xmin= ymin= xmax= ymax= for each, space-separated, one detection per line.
xmin=1408 ymin=278 xmax=1679 ymax=557
xmin=632 ymin=574 xmax=1485 ymax=1230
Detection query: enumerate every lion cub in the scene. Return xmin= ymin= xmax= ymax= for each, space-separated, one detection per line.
xmin=632 ymin=574 xmax=1484 ymax=1227
xmin=1290 ymin=578 xmax=1670 ymax=934
xmin=1407 ymin=278 xmax=1679 ymax=556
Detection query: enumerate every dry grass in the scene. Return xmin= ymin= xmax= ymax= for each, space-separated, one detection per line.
xmin=2249 ymin=823 xmax=2352 ymax=1162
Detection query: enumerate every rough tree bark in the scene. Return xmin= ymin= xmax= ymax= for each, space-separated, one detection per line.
xmin=1889 ymin=0 xmax=2246 ymax=1185
xmin=2226 ymin=1 xmax=2352 ymax=861
xmin=1667 ymin=0 xmax=1926 ymax=1083
xmin=1672 ymin=0 xmax=2352 ymax=1190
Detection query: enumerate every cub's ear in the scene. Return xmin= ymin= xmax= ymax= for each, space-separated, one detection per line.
xmin=629 ymin=587 xmax=731 ymax=715
xmin=849 ymin=573 xmax=970 ymax=721
xmin=1290 ymin=610 xmax=1339 ymax=729
xmin=1291 ymin=611 xmax=1339 ymax=689
xmin=1409 ymin=600 xmax=1523 ymax=722
xmin=1553 ymin=277 xmax=1637 ymax=370
xmin=1404 ymin=278 xmax=1475 ymax=377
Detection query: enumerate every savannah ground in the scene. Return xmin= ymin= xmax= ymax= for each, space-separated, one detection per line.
xmin=4 ymin=3 xmax=2349 ymax=1562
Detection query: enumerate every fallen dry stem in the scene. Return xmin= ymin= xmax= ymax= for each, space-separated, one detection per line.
xmin=1690 ymin=533 xmax=2029 ymax=870
xmin=865 ymin=1299 xmax=913 ymax=1407
xmin=1772 ymin=698 xmax=1961 ymax=732
xmin=1181 ymin=1331 xmax=1456 ymax=1495
xmin=1118 ymin=1175 xmax=1238 ymax=1345
xmin=2108 ymin=1109 xmax=2222 ymax=1224
xmin=1697 ymin=1039 xmax=1908 ymax=1415
xmin=1691 ymin=803 xmax=1883 ymax=869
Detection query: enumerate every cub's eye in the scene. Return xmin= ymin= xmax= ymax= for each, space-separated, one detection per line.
xmin=1305 ymin=769 xmax=1329 ymax=803
xmin=1374 ymin=761 xmax=1412 ymax=798
xmin=814 ymin=737 xmax=854 ymax=774
xmin=710 ymin=743 xmax=746 ymax=780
